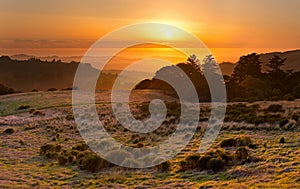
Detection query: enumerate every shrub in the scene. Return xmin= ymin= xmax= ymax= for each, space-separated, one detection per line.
xmin=181 ymin=149 xmax=233 ymax=171
xmin=235 ymin=147 xmax=249 ymax=161
xmin=279 ymin=137 xmax=285 ymax=144
xmin=215 ymin=149 xmax=232 ymax=163
xmin=184 ymin=154 xmax=200 ymax=170
xmin=236 ymin=136 xmax=252 ymax=147
xmin=72 ymin=143 xmax=89 ymax=151
xmin=45 ymin=152 xmax=59 ymax=159
xmin=198 ymin=155 xmax=212 ymax=170
xmin=285 ymin=95 xmax=295 ymax=101
xmin=33 ymin=111 xmax=45 ymax=116
xmin=156 ymin=161 xmax=170 ymax=172
xmin=3 ymin=128 xmax=15 ymax=134
xmin=220 ymin=138 xmax=237 ymax=147
xmin=29 ymin=109 xmax=35 ymax=114
xmin=206 ymin=157 xmax=225 ymax=171
xmin=58 ymin=155 xmax=68 ymax=165
xmin=68 ymin=155 xmax=75 ymax=164
xmin=81 ymin=154 xmax=110 ymax=172
xmin=47 ymin=88 xmax=58 ymax=91
xmin=18 ymin=105 xmax=30 ymax=110
xmin=279 ymin=119 xmax=289 ymax=127
xmin=66 ymin=114 xmax=74 ymax=121
xmin=40 ymin=143 xmax=62 ymax=155
xmin=220 ymin=136 xmax=252 ymax=148
xmin=292 ymin=113 xmax=300 ymax=121
xmin=81 ymin=154 xmax=102 ymax=172
xmin=266 ymin=104 xmax=284 ymax=113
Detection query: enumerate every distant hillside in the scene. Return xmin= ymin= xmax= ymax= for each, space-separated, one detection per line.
xmin=11 ymin=54 xmax=83 ymax=63
xmin=0 ymin=56 xmax=96 ymax=91
xmin=219 ymin=62 xmax=235 ymax=76
xmin=219 ymin=49 xmax=300 ymax=75
xmin=0 ymin=56 xmax=153 ymax=92
xmin=260 ymin=50 xmax=300 ymax=72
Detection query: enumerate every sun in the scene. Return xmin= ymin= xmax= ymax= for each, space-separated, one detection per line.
xmin=165 ymin=31 xmax=172 ymax=38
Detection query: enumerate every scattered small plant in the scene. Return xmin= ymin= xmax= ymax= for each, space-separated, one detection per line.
xmin=180 ymin=149 xmax=232 ymax=172
xmin=235 ymin=147 xmax=249 ymax=161
xmin=40 ymin=143 xmax=62 ymax=159
xmin=3 ymin=128 xmax=15 ymax=134
xmin=58 ymin=155 xmax=68 ymax=165
xmin=279 ymin=119 xmax=289 ymax=127
xmin=220 ymin=136 xmax=252 ymax=148
xmin=292 ymin=113 xmax=300 ymax=121
xmin=206 ymin=157 xmax=225 ymax=171
xmin=33 ymin=110 xmax=45 ymax=116
xmin=72 ymin=143 xmax=89 ymax=151
xmin=66 ymin=114 xmax=74 ymax=121
xmin=81 ymin=153 xmax=110 ymax=172
xmin=285 ymin=95 xmax=295 ymax=101
xmin=18 ymin=105 xmax=30 ymax=110
xmin=47 ymin=88 xmax=58 ymax=91
xmin=156 ymin=161 xmax=170 ymax=172
xmin=266 ymin=104 xmax=284 ymax=113
xmin=279 ymin=137 xmax=285 ymax=144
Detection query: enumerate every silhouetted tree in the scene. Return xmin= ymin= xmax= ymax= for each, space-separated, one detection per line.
xmin=267 ymin=54 xmax=287 ymax=75
xmin=266 ymin=55 xmax=289 ymax=97
xmin=232 ymin=53 xmax=262 ymax=83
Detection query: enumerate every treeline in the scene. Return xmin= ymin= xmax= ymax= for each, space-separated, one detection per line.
xmin=0 ymin=56 xmax=118 ymax=92
xmin=136 ymin=53 xmax=300 ymax=102
xmin=0 ymin=84 xmax=18 ymax=95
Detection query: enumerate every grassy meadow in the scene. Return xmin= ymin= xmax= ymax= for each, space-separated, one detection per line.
xmin=0 ymin=90 xmax=299 ymax=188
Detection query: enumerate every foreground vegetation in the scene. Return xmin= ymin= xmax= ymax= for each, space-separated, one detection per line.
xmin=0 ymin=91 xmax=299 ymax=188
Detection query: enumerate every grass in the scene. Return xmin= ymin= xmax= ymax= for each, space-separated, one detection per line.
xmin=0 ymin=91 xmax=299 ymax=188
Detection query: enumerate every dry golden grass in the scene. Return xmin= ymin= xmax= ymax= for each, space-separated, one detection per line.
xmin=0 ymin=91 xmax=299 ymax=188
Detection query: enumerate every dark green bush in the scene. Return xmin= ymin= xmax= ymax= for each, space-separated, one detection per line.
xmin=33 ymin=110 xmax=45 ymax=116
xmin=47 ymin=88 xmax=58 ymax=91
xmin=279 ymin=119 xmax=289 ymax=127
xmin=58 ymin=155 xmax=68 ymax=165
xmin=279 ymin=137 xmax=285 ymax=144
xmin=206 ymin=157 xmax=225 ymax=171
xmin=198 ymin=155 xmax=212 ymax=170
xmin=18 ymin=105 xmax=30 ymax=110
xmin=220 ymin=136 xmax=252 ymax=148
xmin=180 ymin=148 xmax=233 ymax=171
xmin=40 ymin=143 xmax=62 ymax=155
xmin=156 ymin=161 xmax=170 ymax=172
xmin=3 ymin=128 xmax=15 ymax=134
xmin=215 ymin=149 xmax=232 ymax=163
xmin=72 ymin=143 xmax=89 ymax=151
xmin=285 ymin=94 xmax=295 ymax=101
xmin=66 ymin=114 xmax=74 ymax=121
xmin=220 ymin=138 xmax=237 ymax=147
xmin=81 ymin=154 xmax=110 ymax=172
xmin=235 ymin=147 xmax=249 ymax=161
xmin=266 ymin=104 xmax=284 ymax=113
xmin=236 ymin=136 xmax=252 ymax=146
xmin=184 ymin=154 xmax=200 ymax=169
xmin=292 ymin=113 xmax=300 ymax=121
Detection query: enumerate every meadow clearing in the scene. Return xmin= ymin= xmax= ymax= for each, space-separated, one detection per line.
xmin=0 ymin=90 xmax=299 ymax=188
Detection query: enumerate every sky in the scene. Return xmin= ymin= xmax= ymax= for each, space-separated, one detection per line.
xmin=0 ymin=0 xmax=299 ymax=63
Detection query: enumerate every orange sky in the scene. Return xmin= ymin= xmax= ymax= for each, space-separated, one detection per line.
xmin=0 ymin=0 xmax=299 ymax=63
